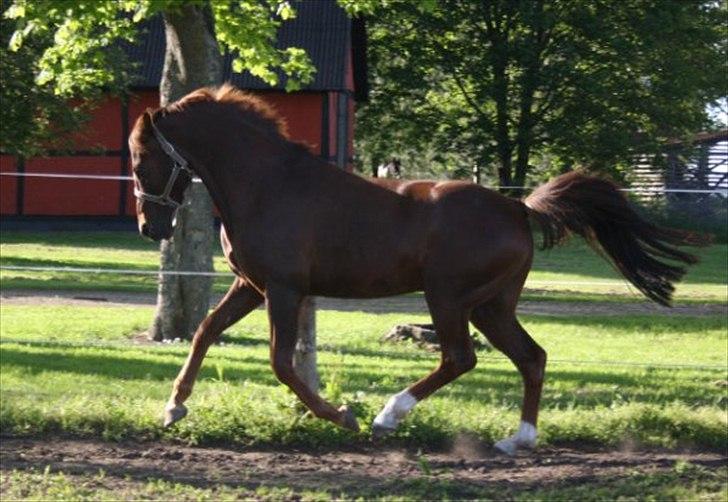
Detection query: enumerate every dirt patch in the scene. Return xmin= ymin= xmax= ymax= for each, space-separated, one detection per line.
xmin=2 ymin=289 xmax=725 ymax=317
xmin=1 ymin=437 xmax=725 ymax=497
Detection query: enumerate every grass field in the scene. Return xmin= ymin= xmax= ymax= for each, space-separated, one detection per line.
xmin=1 ymin=230 xmax=726 ymax=499
xmin=1 ymin=304 xmax=726 ymax=449
xmin=1 ymin=231 xmax=726 ymax=302
xmin=2 ymin=460 xmax=726 ymax=501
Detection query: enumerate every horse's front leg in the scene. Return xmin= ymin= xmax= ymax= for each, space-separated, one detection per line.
xmin=266 ymin=283 xmax=359 ymax=432
xmin=164 ymin=278 xmax=263 ymax=427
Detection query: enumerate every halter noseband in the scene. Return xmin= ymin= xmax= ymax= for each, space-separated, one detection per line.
xmin=133 ymin=120 xmax=193 ymax=209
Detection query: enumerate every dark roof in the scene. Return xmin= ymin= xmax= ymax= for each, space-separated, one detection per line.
xmin=126 ymin=0 xmax=367 ymax=101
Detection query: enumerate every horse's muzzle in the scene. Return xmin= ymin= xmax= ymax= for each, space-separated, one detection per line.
xmin=140 ymin=222 xmax=173 ymax=241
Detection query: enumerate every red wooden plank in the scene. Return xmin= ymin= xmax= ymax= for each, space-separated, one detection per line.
xmin=24 ymin=157 xmax=120 ymax=215
xmin=0 ymin=155 xmax=18 ymax=215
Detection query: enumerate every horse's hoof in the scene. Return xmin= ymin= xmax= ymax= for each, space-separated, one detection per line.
xmin=163 ymin=403 xmax=188 ymax=428
xmin=338 ymin=405 xmax=360 ymax=432
xmin=494 ymin=437 xmax=535 ymax=456
xmin=371 ymin=423 xmax=396 ymax=441
xmin=493 ymin=437 xmax=518 ymax=456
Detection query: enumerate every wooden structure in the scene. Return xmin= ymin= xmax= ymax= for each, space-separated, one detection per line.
xmin=628 ymin=129 xmax=728 ymax=200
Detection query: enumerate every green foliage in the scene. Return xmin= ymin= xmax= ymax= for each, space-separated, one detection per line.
xmin=357 ymin=0 xmax=727 ymax=186
xmin=4 ymin=0 xmax=138 ymax=95
xmin=2 ymin=0 xmax=319 ymax=156
xmin=0 ymin=1 xmax=95 ymax=156
xmin=5 ymin=0 xmax=316 ymax=96
xmin=211 ymin=0 xmax=314 ymax=92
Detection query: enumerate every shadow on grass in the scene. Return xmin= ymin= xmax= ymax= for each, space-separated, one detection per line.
xmin=0 ymin=256 xmax=158 ymax=271
xmin=0 ymin=231 xmax=162 ymax=252
xmin=2 ymin=340 xmax=720 ymax=409
xmin=0 ymin=344 xmax=275 ymax=385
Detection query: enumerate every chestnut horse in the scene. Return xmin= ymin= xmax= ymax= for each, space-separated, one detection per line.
xmin=129 ymin=85 xmax=703 ymax=454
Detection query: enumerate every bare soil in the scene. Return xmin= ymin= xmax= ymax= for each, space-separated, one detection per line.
xmin=2 ymin=289 xmax=726 ymax=316
xmin=1 ymin=437 xmax=726 ymax=498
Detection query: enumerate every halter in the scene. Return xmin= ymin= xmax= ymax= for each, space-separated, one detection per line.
xmin=133 ymin=120 xmax=193 ymax=209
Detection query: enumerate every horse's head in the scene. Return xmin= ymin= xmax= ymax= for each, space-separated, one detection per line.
xmin=129 ymin=110 xmax=192 ymax=241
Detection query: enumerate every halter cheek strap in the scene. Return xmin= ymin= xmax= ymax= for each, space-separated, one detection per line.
xmin=133 ymin=121 xmax=193 ymax=209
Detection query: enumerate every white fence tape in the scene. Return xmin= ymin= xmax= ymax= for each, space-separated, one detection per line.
xmin=0 ymin=172 xmax=203 ymax=183
xmin=0 ymin=265 xmax=233 ymax=277
xmin=1 ymin=171 xmax=725 ymax=194
xmin=0 ymin=264 xmax=644 ymax=288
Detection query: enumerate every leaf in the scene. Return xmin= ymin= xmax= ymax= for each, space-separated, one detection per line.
xmin=276 ymin=1 xmax=295 ymax=21
xmin=5 ymin=2 xmax=26 ymax=20
xmin=132 ymin=7 xmax=146 ymax=23
xmin=8 ymin=30 xmax=24 ymax=52
xmin=22 ymin=21 xmax=36 ymax=36
xmin=35 ymin=69 xmax=53 ymax=86
xmin=417 ymin=0 xmax=438 ymax=14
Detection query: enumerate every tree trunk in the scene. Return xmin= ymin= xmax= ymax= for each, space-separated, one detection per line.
xmin=513 ymin=94 xmax=534 ymax=190
xmin=149 ymin=3 xmax=223 ymax=341
xmin=491 ymin=42 xmax=513 ymax=191
xmin=294 ymin=297 xmax=319 ymax=392
xmin=512 ymin=0 xmax=546 ymax=192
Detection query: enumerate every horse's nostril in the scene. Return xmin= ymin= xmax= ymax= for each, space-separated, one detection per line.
xmin=141 ymin=223 xmax=150 ymax=236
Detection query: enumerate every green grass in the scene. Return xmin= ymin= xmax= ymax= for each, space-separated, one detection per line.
xmin=1 ymin=231 xmax=726 ymax=302
xmin=0 ymin=468 xmax=334 ymax=502
xmin=2 ymin=462 xmax=726 ymax=501
xmin=1 ymin=304 xmax=726 ymax=450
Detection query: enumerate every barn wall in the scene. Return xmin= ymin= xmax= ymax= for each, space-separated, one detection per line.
xmin=258 ymin=91 xmax=324 ymax=153
xmin=23 ymin=157 xmax=120 ymax=215
xmin=1 ymin=89 xmax=338 ymax=217
xmin=0 ymin=155 xmax=18 ymax=214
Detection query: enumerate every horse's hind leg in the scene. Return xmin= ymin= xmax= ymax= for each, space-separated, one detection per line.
xmin=470 ymin=302 xmax=547 ymax=455
xmin=372 ymin=295 xmax=476 ymax=437
xmin=266 ymin=283 xmax=360 ymax=432
xmin=164 ymin=277 xmax=263 ymax=427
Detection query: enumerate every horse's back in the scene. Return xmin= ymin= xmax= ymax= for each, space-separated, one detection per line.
xmin=369 ymin=177 xmax=533 ymax=265
xmin=419 ymin=182 xmax=534 ymax=302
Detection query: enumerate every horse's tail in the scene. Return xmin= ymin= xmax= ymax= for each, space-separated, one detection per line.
xmin=523 ymin=171 xmax=709 ymax=306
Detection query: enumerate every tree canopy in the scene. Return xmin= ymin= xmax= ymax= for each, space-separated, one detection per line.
xmin=2 ymin=0 xmax=319 ymax=158
xmin=5 ymin=0 xmax=316 ymax=95
xmin=0 ymin=0 xmax=95 ymax=156
xmin=356 ymin=0 xmax=727 ymax=187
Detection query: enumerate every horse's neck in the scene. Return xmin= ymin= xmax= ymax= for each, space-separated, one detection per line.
xmin=169 ymin=110 xmax=315 ymax=232
xmin=167 ymin=115 xmax=249 ymax=233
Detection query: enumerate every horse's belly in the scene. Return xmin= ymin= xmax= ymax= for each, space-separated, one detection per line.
xmin=309 ymin=260 xmax=424 ymax=299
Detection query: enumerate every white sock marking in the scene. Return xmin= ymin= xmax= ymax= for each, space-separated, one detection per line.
xmin=372 ymin=390 xmax=417 ymax=430
xmin=494 ymin=420 xmax=537 ymax=455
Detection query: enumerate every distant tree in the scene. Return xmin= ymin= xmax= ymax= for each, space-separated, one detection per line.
xmin=357 ymin=0 xmax=727 ymax=188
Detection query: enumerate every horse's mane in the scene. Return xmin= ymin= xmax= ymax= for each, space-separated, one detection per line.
xmin=162 ymin=83 xmax=289 ymax=139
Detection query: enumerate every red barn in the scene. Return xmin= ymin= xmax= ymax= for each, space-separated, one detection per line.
xmin=0 ymin=1 xmax=367 ymax=224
